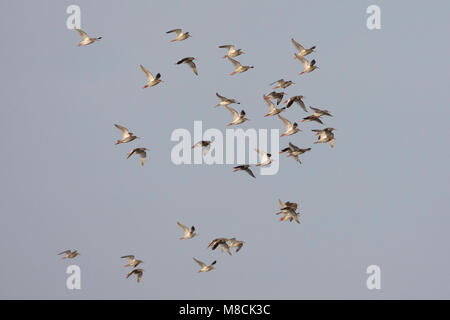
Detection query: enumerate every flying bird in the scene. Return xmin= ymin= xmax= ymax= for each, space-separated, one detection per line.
xmin=284 ymin=95 xmax=307 ymax=112
xmin=193 ymin=258 xmax=216 ymax=273
xmin=280 ymin=210 xmax=301 ymax=224
xmin=255 ymin=149 xmax=273 ymax=167
xmin=228 ymin=238 xmax=244 ymax=253
xmin=166 ymin=28 xmax=191 ymax=42
xmin=263 ymin=94 xmax=286 ymax=117
xmin=127 ymin=148 xmax=148 ymax=166
xmin=278 ymin=114 xmax=301 ymax=137
xmin=208 ymin=238 xmax=232 ymax=255
xmin=58 ymin=250 xmax=79 ymax=259
xmin=121 ymin=255 xmax=143 ymax=268
xmin=177 ymin=221 xmax=197 ymax=240
xmin=297 ymin=57 xmax=318 ymax=75
xmin=215 ymin=93 xmax=240 ymax=108
xmin=277 ymin=199 xmax=298 ymax=215
xmin=227 ymin=57 xmax=254 ymax=76
xmin=75 ymin=28 xmax=102 ymax=47
xmin=302 ymin=114 xmax=323 ymax=124
xmin=126 ymin=269 xmax=144 ymax=283
xmin=310 ymin=106 xmax=333 ymax=118
xmin=175 ymin=57 xmax=198 ymax=76
xmin=192 ymin=140 xmax=212 ymax=156
xmin=114 ymin=124 xmax=138 ymax=145
xmin=219 ymin=44 xmax=244 ymax=58
xmin=291 ymin=38 xmax=316 ymax=58
xmin=279 ymin=142 xmax=311 ymax=164
xmin=225 ymin=105 xmax=248 ymax=126
xmin=140 ymin=64 xmax=162 ymax=88
xmin=232 ymin=165 xmax=256 ymax=178
xmin=264 ymin=91 xmax=285 ymax=105
xmin=270 ymin=79 xmax=294 ymax=89
xmin=312 ymin=128 xmax=335 ymax=148
xmin=277 ymin=200 xmax=301 ymax=224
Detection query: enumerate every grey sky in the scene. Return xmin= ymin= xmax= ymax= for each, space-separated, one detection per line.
xmin=1 ymin=0 xmax=449 ymax=299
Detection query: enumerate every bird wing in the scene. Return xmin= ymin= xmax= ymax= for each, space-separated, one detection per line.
xmin=288 ymin=142 xmax=300 ymax=152
xmin=127 ymin=148 xmax=137 ymax=159
xmin=279 ymin=199 xmax=287 ymax=208
xmin=278 ymin=114 xmax=292 ymax=130
xmin=270 ymin=79 xmax=283 ymax=85
xmin=245 ymin=167 xmax=256 ymax=178
xmin=114 ymin=124 xmax=131 ymax=138
xmin=140 ymin=64 xmax=154 ymax=81
xmin=225 ymin=105 xmax=239 ymax=121
xmin=187 ymin=61 xmax=198 ymax=75
xmin=227 ymin=57 xmax=241 ymax=68
xmin=264 ymin=96 xmax=276 ymax=112
xmin=121 ymin=255 xmax=135 ymax=259
xmin=167 ymin=28 xmax=182 ymax=35
xmin=58 ymin=250 xmax=71 ymax=255
xmin=291 ymin=38 xmax=305 ymax=52
xmin=75 ymin=28 xmax=89 ymax=40
xmin=193 ymin=257 xmax=206 ymax=268
xmin=216 ymin=92 xmax=228 ymax=101
xmin=297 ymin=57 xmax=309 ymax=69
xmin=138 ymin=150 xmax=147 ymax=165
xmin=177 ymin=221 xmax=189 ymax=233
xmin=255 ymin=149 xmax=269 ymax=163
xmin=297 ymin=98 xmax=307 ymax=112
xmin=203 ymin=143 xmax=211 ymax=155
xmin=219 ymin=44 xmax=234 ymax=49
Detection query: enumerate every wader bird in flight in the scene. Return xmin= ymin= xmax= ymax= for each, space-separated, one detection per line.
xmin=312 ymin=128 xmax=336 ymax=148
xmin=166 ymin=28 xmax=191 ymax=42
xmin=215 ymin=93 xmax=240 ymax=108
xmin=192 ymin=140 xmax=212 ymax=156
xmin=225 ymin=105 xmax=249 ymax=126
xmin=233 ymin=165 xmax=256 ymax=178
xmin=270 ymin=79 xmax=294 ymax=89
xmin=127 ymin=148 xmax=148 ymax=166
xmin=297 ymin=57 xmax=318 ymax=75
xmin=279 ymin=143 xmax=311 ymax=164
xmin=58 ymin=250 xmax=79 ymax=259
xmin=284 ymin=95 xmax=307 ymax=112
xmin=193 ymin=258 xmax=216 ymax=273
xmin=264 ymin=91 xmax=286 ymax=105
xmin=277 ymin=199 xmax=301 ymax=224
xmin=114 ymin=124 xmax=138 ymax=145
xmin=291 ymin=38 xmax=316 ymax=58
xmin=227 ymin=57 xmax=254 ymax=76
xmin=219 ymin=44 xmax=244 ymax=59
xmin=310 ymin=106 xmax=333 ymax=118
xmin=302 ymin=106 xmax=333 ymax=124
xmin=228 ymin=238 xmax=244 ymax=253
xmin=208 ymin=238 xmax=232 ymax=256
xmin=121 ymin=255 xmax=143 ymax=268
xmin=75 ymin=28 xmax=102 ymax=47
xmin=126 ymin=269 xmax=144 ymax=283
xmin=255 ymin=149 xmax=273 ymax=167
xmin=302 ymin=114 xmax=323 ymax=124
xmin=278 ymin=114 xmax=301 ymax=137
xmin=140 ymin=65 xmax=162 ymax=88
xmin=177 ymin=222 xmax=197 ymax=240
xmin=263 ymin=94 xmax=286 ymax=117
xmin=175 ymin=57 xmax=198 ymax=76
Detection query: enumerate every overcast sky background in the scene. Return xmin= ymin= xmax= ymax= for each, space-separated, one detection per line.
xmin=1 ymin=1 xmax=449 ymax=299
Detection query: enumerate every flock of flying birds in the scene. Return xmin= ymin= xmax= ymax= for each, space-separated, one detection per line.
xmin=58 ymin=26 xmax=336 ymax=283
